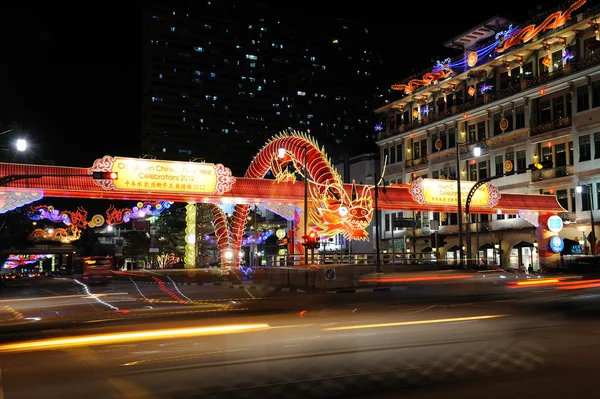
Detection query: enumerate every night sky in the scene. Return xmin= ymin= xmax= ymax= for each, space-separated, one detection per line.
xmin=0 ymin=1 xmax=570 ymax=168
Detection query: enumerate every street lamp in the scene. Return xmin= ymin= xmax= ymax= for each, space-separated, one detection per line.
xmin=465 ymin=146 xmax=482 ymax=267
xmin=366 ymin=170 xmax=387 ymax=281
xmin=456 ymin=143 xmax=481 ymax=268
xmin=279 ymin=144 xmax=310 ymax=263
xmin=0 ymin=129 xmax=27 ymax=153
xmin=576 ymin=182 xmax=596 ymax=255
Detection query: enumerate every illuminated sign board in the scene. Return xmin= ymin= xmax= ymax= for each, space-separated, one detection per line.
xmin=89 ymin=156 xmax=236 ymax=195
xmin=549 ymin=236 xmax=564 ymax=253
xmin=547 ymin=215 xmax=563 ymax=233
xmin=409 ymin=178 xmax=501 ymax=208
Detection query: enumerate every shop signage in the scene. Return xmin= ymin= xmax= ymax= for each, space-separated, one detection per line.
xmin=409 ymin=178 xmax=501 ymax=208
xmin=89 ymin=155 xmax=236 ymax=195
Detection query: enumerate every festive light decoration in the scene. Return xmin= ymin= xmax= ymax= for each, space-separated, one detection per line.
xmin=374 ymin=123 xmax=383 ymax=132
xmin=30 ymin=226 xmax=81 ymax=243
xmin=264 ymin=202 xmax=299 ymax=221
xmin=561 ymin=48 xmax=575 ymax=63
xmin=27 ymin=205 xmax=89 ymax=228
xmin=0 ymin=190 xmax=43 ymax=214
xmin=393 ymin=39 xmax=500 ymax=94
xmin=242 ymin=230 xmax=274 ymax=246
xmin=391 ymin=67 xmax=452 ymax=94
xmin=541 ymin=55 xmax=551 ymax=67
xmin=310 ymin=179 xmax=373 ymax=240
xmin=184 ymin=203 xmax=196 ymax=268
xmin=207 ymin=203 xmax=231 ymax=267
xmin=495 ymin=0 xmax=586 ymax=54
xmin=479 ymin=83 xmax=493 ymax=94
xmin=105 ymin=201 xmax=171 ymax=225
xmin=222 ymin=131 xmax=374 ymax=267
xmin=391 ymin=0 xmax=586 ymax=96
xmin=88 ymin=214 xmax=105 ymax=228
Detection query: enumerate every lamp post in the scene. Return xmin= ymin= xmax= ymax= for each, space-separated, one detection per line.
xmin=279 ymin=144 xmax=309 ymax=264
xmin=374 ymin=170 xmax=381 ymax=279
xmin=455 ymin=142 xmax=464 ymax=268
xmin=455 ymin=143 xmax=481 ymax=268
xmin=576 ymin=182 xmax=596 ymax=255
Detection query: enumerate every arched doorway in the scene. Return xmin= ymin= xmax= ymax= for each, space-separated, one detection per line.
xmin=478 ymin=243 xmax=498 ymax=267
xmin=446 ymin=245 xmax=462 ymax=266
xmin=420 ymin=246 xmax=435 ymax=263
xmin=509 ymin=241 xmax=538 ymax=272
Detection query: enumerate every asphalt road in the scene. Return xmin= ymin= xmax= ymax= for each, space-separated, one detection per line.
xmin=1 ymin=275 xmax=600 ymax=398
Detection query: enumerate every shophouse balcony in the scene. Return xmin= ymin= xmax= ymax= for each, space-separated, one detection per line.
xmin=405 ymin=155 xmax=429 ymax=171
xmin=531 ymin=165 xmax=574 ymax=181
xmin=530 ymin=116 xmax=572 ymax=137
xmin=377 ymin=54 xmax=600 ymax=142
xmin=465 ymin=127 xmax=531 ymax=154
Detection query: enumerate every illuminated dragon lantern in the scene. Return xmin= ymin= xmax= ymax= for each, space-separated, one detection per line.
xmin=391 ymin=64 xmax=453 ymax=94
xmin=227 ymin=131 xmax=374 ymax=265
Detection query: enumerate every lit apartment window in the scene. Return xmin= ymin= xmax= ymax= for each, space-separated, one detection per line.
xmin=297 ymin=91 xmax=306 ymax=96
xmin=194 ymin=47 xmax=204 ymax=52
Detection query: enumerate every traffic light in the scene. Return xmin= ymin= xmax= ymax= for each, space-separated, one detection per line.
xmin=302 ymin=231 xmax=320 ymax=249
xmin=92 ymin=171 xmax=118 ymax=180
xmin=528 ymin=160 xmax=552 ymax=170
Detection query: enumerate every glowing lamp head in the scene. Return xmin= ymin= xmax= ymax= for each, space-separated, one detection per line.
xmin=15 ymin=139 xmax=27 ymax=152
xmin=277 ymin=147 xmax=286 ymax=159
xmin=576 ymin=185 xmax=583 ymax=193
xmin=473 ymin=146 xmax=481 ymax=157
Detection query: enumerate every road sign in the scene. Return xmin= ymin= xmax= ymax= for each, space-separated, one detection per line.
xmin=325 ymin=268 xmax=336 ymax=280
xmin=549 ymin=236 xmax=564 ymax=253
xmin=547 ymin=215 xmax=563 ymax=233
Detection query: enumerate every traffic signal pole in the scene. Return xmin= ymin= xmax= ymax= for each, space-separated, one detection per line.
xmin=464 ymin=162 xmax=553 ymax=267
xmin=0 ymin=173 xmax=92 ymax=187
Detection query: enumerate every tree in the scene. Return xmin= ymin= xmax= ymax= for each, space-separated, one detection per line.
xmin=154 ymin=203 xmax=218 ymax=264
xmin=122 ymin=230 xmax=150 ymax=260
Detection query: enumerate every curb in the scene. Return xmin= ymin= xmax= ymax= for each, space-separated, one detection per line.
xmin=111 ymin=279 xmax=303 ymax=292
xmin=326 ymin=286 xmax=408 ymax=294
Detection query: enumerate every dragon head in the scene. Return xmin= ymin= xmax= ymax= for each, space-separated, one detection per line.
xmin=309 ymin=180 xmax=373 ymax=241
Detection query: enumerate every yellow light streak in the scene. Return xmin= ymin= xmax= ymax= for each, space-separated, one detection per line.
xmin=323 ymin=314 xmax=507 ymax=331
xmin=0 ymin=323 xmax=270 ymax=352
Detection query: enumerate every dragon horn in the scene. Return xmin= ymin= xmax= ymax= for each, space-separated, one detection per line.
xmin=351 ymin=179 xmax=357 ymax=201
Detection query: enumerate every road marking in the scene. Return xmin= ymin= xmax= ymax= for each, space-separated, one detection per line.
xmin=323 ymin=314 xmax=509 ymax=331
xmin=0 ymin=292 xmax=130 ymax=303
xmin=109 ymin=378 xmax=158 ymax=399
xmin=244 ymin=288 xmax=256 ymax=299
xmin=40 ymin=288 xmax=62 ymax=296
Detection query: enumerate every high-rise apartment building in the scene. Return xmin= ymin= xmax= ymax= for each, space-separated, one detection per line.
xmin=375 ymin=0 xmax=600 ymax=270
xmin=142 ymin=0 xmax=391 ymax=175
